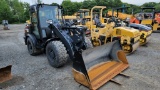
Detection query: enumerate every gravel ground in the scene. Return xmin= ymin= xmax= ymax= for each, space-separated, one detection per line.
xmin=0 ymin=24 xmax=160 ymax=90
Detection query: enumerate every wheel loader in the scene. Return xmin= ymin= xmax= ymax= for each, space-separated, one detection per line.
xmin=24 ymin=4 xmax=129 ymax=89
xmin=89 ymin=6 xmax=140 ymax=54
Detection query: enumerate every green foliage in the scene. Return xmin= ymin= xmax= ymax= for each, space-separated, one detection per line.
xmin=81 ymin=0 xmax=96 ymax=9
xmin=122 ymin=3 xmax=141 ymax=14
xmin=0 ymin=0 xmax=12 ymax=23
xmin=142 ymin=2 xmax=157 ymax=7
xmin=155 ymin=3 xmax=160 ymax=11
xmin=61 ymin=0 xmax=82 ymax=15
xmin=37 ymin=0 xmax=42 ymax=4
xmin=51 ymin=3 xmax=59 ymax=5
xmin=23 ymin=2 xmax=30 ymax=22
xmin=0 ymin=0 xmax=30 ymax=24
xmin=0 ymin=0 xmax=160 ymax=24
xmin=123 ymin=2 xmax=160 ymax=14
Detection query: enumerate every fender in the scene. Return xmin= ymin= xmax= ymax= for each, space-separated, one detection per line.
xmin=50 ymin=24 xmax=75 ymax=60
xmin=25 ymin=34 xmax=37 ymax=46
xmin=44 ymin=38 xmax=60 ymax=48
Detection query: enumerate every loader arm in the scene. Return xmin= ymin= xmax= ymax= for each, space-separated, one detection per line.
xmin=48 ymin=23 xmax=87 ymax=60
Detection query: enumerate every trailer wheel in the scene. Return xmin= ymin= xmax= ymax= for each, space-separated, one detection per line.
xmin=46 ymin=41 xmax=68 ymax=68
xmin=27 ymin=38 xmax=42 ymax=56
xmin=85 ymin=37 xmax=93 ymax=49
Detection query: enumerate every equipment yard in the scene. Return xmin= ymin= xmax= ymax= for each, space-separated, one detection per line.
xmin=0 ymin=24 xmax=160 ymax=90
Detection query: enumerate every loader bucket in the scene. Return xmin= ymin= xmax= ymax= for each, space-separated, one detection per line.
xmin=72 ymin=41 xmax=129 ymax=90
xmin=0 ymin=65 xmax=12 ymax=83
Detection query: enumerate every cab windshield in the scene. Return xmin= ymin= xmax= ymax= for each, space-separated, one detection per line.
xmin=39 ymin=5 xmax=63 ymax=28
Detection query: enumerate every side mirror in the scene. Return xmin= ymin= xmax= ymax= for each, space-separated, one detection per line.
xmin=46 ymin=19 xmax=53 ymax=24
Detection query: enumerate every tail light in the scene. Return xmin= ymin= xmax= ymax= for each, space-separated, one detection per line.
xmin=24 ymin=25 xmax=29 ymax=33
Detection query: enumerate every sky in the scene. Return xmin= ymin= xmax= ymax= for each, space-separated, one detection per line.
xmin=20 ymin=0 xmax=159 ymax=5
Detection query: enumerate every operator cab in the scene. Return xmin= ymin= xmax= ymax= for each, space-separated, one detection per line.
xmin=29 ymin=4 xmax=64 ymax=40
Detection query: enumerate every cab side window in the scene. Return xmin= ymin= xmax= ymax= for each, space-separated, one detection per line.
xmin=31 ymin=13 xmax=40 ymax=39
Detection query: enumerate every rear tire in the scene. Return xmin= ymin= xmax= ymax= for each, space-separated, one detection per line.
xmin=46 ymin=41 xmax=69 ymax=68
xmin=85 ymin=37 xmax=93 ymax=49
xmin=27 ymin=38 xmax=42 ymax=56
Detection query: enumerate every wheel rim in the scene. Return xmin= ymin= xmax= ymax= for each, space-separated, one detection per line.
xmin=98 ymin=39 xmax=102 ymax=46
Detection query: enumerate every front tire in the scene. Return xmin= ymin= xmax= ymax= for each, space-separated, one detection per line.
xmin=27 ymin=38 xmax=41 ymax=56
xmin=46 ymin=41 xmax=69 ymax=68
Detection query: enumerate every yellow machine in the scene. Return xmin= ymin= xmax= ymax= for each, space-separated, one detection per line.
xmin=134 ymin=7 xmax=159 ymax=32
xmin=129 ymin=23 xmax=152 ymax=45
xmin=106 ymin=7 xmax=152 ymax=45
xmin=76 ymin=8 xmax=108 ymax=30
xmin=75 ymin=9 xmax=92 ymax=30
xmin=102 ymin=7 xmax=131 ymax=25
xmin=63 ymin=9 xmax=90 ymax=26
xmin=63 ymin=15 xmax=77 ymax=22
xmin=77 ymin=9 xmax=90 ymax=19
xmin=26 ymin=20 xmax=31 ymax=24
xmin=0 ymin=65 xmax=12 ymax=83
xmin=107 ymin=10 xmax=132 ymax=20
xmin=90 ymin=6 xmax=140 ymax=53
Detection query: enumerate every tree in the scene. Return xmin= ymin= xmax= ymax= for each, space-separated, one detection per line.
xmin=81 ymin=0 xmax=96 ymax=9
xmin=23 ymin=2 xmax=30 ymax=21
xmin=142 ymin=2 xmax=157 ymax=7
xmin=155 ymin=3 xmax=160 ymax=11
xmin=95 ymin=0 xmax=123 ymax=9
xmin=11 ymin=0 xmax=24 ymax=23
xmin=51 ymin=2 xmax=59 ymax=5
xmin=0 ymin=0 xmax=12 ymax=22
xmin=37 ymin=0 xmax=42 ymax=4
xmin=61 ymin=0 xmax=82 ymax=15
xmin=122 ymin=3 xmax=141 ymax=14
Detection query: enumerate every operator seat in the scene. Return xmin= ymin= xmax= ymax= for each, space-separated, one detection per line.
xmin=94 ymin=16 xmax=105 ymax=28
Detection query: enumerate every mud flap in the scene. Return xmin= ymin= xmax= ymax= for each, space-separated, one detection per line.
xmin=72 ymin=41 xmax=129 ymax=90
xmin=0 ymin=65 xmax=12 ymax=83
